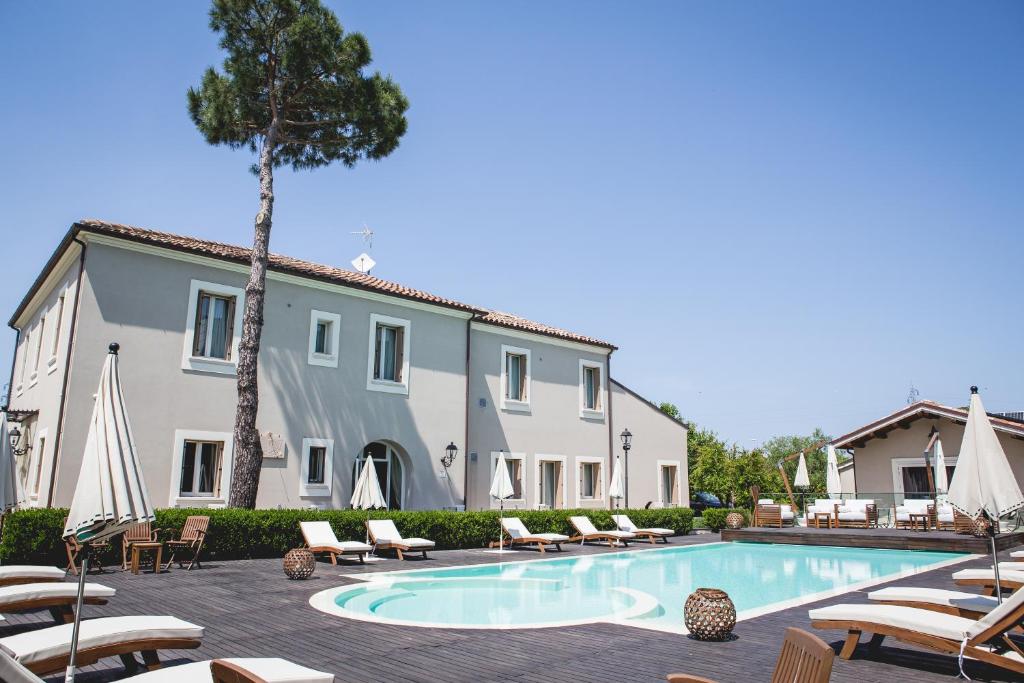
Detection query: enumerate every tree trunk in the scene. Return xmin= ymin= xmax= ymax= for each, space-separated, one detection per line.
xmin=228 ymin=123 xmax=278 ymax=508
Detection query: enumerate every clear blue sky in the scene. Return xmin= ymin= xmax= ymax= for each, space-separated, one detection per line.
xmin=1 ymin=2 xmax=1021 ymax=447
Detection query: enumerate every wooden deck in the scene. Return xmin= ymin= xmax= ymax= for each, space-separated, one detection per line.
xmin=3 ymin=533 xmax=1021 ymax=683
xmin=722 ymin=525 xmax=1024 ymax=552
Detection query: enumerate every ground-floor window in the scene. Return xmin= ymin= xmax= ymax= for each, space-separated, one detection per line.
xmin=180 ymin=440 xmax=222 ymax=497
xmin=300 ymin=437 xmax=334 ymax=497
xmin=537 ymin=458 xmax=564 ymax=509
xmin=492 ymin=452 xmax=525 ymax=501
xmin=576 ymin=458 xmax=603 ymax=502
xmin=659 ymin=462 xmax=680 ymax=506
xmin=355 ymin=442 xmax=404 ymax=509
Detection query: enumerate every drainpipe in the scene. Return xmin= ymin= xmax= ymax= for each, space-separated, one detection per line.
xmin=462 ymin=314 xmax=480 ymax=510
xmin=606 ymin=350 xmax=615 ymax=510
xmin=46 ymin=237 xmax=87 ymax=507
xmin=3 ymin=330 xmax=20 ymax=411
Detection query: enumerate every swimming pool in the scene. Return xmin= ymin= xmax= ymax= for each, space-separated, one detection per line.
xmin=309 ymin=542 xmax=971 ymax=633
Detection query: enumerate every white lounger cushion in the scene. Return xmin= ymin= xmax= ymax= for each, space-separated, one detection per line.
xmin=953 ymin=568 xmax=1024 ymax=583
xmin=868 ymin=587 xmax=998 ymax=614
xmin=806 ymin=500 xmax=836 ymax=514
xmin=0 ymin=615 xmax=203 ymax=667
xmin=611 ymin=515 xmax=672 ymax=536
xmin=837 ymin=511 xmax=869 ymax=521
xmin=502 ymin=518 xmax=568 ymax=543
xmin=997 ymin=562 xmax=1024 ymax=572
xmin=123 ymin=658 xmax=335 ymax=683
xmin=0 ymin=567 xmax=65 ymax=583
xmin=570 ymin=516 xmax=635 ymax=539
xmin=808 ymin=603 xmax=975 ymax=641
xmin=1011 ymin=550 xmax=1024 ymax=559
xmin=366 ymin=519 xmax=434 ymax=548
xmin=0 ymin=582 xmax=115 ymax=606
xmin=533 ymin=533 xmax=569 ymax=542
xmin=300 ymin=522 xmax=370 ymax=552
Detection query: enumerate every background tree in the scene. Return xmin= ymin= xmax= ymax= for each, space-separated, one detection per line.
xmin=761 ymin=428 xmax=832 ymax=496
xmin=188 ymin=0 xmax=408 ymax=507
xmin=689 ymin=432 xmax=734 ymax=503
xmin=658 ymin=402 xmax=681 ymax=420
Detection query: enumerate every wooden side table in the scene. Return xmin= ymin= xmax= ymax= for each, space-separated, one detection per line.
xmin=908 ymin=513 xmax=930 ymax=532
xmin=811 ymin=512 xmax=833 ymax=529
xmin=130 ymin=541 xmax=164 ymax=574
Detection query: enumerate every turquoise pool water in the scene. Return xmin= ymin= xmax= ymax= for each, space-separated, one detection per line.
xmin=310 ymin=542 xmax=968 ymax=632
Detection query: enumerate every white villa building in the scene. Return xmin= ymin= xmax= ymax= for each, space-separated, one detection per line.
xmin=4 ymin=220 xmax=688 ymax=512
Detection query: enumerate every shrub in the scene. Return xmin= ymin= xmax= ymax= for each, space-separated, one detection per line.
xmin=701 ymin=507 xmax=749 ymax=531
xmin=0 ymin=506 xmax=694 ymax=564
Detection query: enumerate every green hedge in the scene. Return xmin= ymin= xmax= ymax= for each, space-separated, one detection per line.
xmin=701 ymin=508 xmax=750 ymax=532
xmin=0 ymin=506 xmax=693 ymax=565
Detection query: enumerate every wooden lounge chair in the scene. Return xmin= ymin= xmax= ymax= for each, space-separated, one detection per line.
xmin=611 ymin=514 xmax=672 ymax=543
xmin=809 ymin=586 xmax=1024 ymax=676
xmin=366 ymin=519 xmax=435 ymax=560
xmin=0 ymin=582 xmax=115 ymax=624
xmin=953 ymin=568 xmax=1024 ymax=595
xmin=868 ymin=586 xmax=1000 ymax=620
xmin=299 ymin=521 xmax=372 ymax=564
xmin=666 ymin=627 xmax=834 ymax=683
xmin=164 ymin=515 xmax=209 ymax=570
xmin=0 ymin=565 xmax=66 ymax=588
xmin=568 ymin=516 xmax=634 ymax=547
xmin=0 ymin=652 xmax=335 ymax=683
xmin=0 ymin=614 xmax=203 ymax=675
xmin=495 ymin=517 xmax=568 ymax=552
xmin=122 ymin=521 xmax=161 ymax=570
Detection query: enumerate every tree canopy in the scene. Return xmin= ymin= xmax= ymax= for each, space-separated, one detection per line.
xmin=188 ymin=0 xmax=408 ymax=171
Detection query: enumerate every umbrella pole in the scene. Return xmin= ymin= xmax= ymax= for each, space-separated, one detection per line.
xmin=65 ymin=544 xmax=90 ymax=683
xmin=498 ymin=499 xmax=504 ymax=555
xmin=988 ymin=514 xmax=1002 ymax=604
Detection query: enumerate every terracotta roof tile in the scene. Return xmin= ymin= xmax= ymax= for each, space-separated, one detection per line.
xmin=72 ymin=219 xmax=616 ymax=349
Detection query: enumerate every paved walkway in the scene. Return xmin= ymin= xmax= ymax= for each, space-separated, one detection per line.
xmin=4 ymin=534 xmax=1019 ymax=682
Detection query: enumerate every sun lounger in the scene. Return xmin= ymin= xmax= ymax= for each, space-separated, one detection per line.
xmin=953 ymin=568 xmax=1024 ymax=595
xmin=568 ymin=516 xmax=634 ymax=547
xmin=0 ymin=582 xmax=116 ymax=624
xmin=1012 ymin=550 xmax=1024 ymax=559
xmin=667 ymin=627 xmax=834 ymax=683
xmin=0 ymin=566 xmax=66 ymax=588
xmin=498 ymin=517 xmax=568 ymax=552
xmin=366 ymin=519 xmax=434 ymax=560
xmin=300 ymin=521 xmax=372 ymax=564
xmin=0 ymin=614 xmax=203 ymax=675
xmin=868 ymin=586 xmax=999 ymax=620
xmin=0 ymin=651 xmax=333 ymax=683
xmin=809 ymin=586 xmax=1024 ymax=675
xmin=611 ymin=514 xmax=672 ymax=543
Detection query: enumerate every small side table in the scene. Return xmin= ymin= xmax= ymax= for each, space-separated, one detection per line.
xmin=130 ymin=541 xmax=164 ymax=575
xmin=811 ymin=512 xmax=833 ymax=529
xmin=908 ymin=513 xmax=930 ymax=532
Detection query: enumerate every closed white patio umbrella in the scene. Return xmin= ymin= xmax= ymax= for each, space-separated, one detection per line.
xmin=351 ymin=455 xmax=387 ymax=545
xmin=794 ymin=452 xmax=810 ymax=488
xmin=933 ymin=437 xmax=948 ymax=495
xmin=825 ymin=445 xmax=842 ymax=499
xmin=490 ymin=451 xmax=515 ymax=554
xmin=63 ymin=343 xmax=155 ymax=682
xmin=947 ymin=387 xmax=1024 ymax=603
xmin=608 ymin=456 xmax=625 ymax=508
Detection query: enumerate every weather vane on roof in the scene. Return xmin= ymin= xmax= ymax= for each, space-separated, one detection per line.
xmin=350 ymin=224 xmax=376 ymax=274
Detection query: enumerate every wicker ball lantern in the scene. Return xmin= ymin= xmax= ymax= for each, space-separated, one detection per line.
xmin=283 ymin=548 xmax=316 ymax=580
xmin=970 ymin=517 xmax=992 ymax=538
xmin=684 ymin=588 xmax=736 ymax=641
xmin=725 ymin=512 xmax=745 ymax=529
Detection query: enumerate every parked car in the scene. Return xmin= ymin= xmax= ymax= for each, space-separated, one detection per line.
xmin=690 ymin=491 xmax=724 ymax=514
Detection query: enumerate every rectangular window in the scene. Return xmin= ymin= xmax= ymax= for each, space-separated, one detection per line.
xmin=192 ymin=292 xmax=235 ymax=360
xmin=583 ymin=366 xmax=600 ymax=410
xmin=179 ymin=440 xmax=222 ymax=497
xmin=33 ymin=437 xmax=45 ymax=495
xmin=50 ymin=293 xmax=65 ymax=361
xmin=580 ymin=461 xmax=600 ymax=499
xmin=539 ymin=460 xmax=563 ymax=508
xmin=506 ymin=353 xmax=525 ymax=401
xmin=33 ymin=316 xmax=45 ymax=373
xmin=307 ymin=446 xmax=326 ymax=484
xmin=506 ymin=458 xmax=523 ymax=499
xmin=661 ymin=464 xmax=679 ymax=505
xmin=19 ymin=333 xmax=29 ymax=386
xmin=314 ymin=322 xmax=330 ymax=355
xmin=373 ymin=323 xmax=404 ymax=382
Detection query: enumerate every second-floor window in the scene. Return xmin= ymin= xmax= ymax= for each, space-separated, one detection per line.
xmin=579 ymin=359 xmax=605 ymax=418
xmin=374 ymin=323 xmax=404 ymax=382
xmin=192 ymin=292 xmax=235 ymax=360
xmin=500 ymin=345 xmax=531 ymax=411
xmin=308 ymin=310 xmax=341 ymax=368
xmin=179 ymin=440 xmax=223 ymax=497
xmin=366 ymin=314 xmax=411 ymax=394
xmin=49 ymin=292 xmax=65 ymax=367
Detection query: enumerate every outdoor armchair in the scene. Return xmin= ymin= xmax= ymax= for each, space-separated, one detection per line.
xmin=122 ymin=521 xmax=161 ymax=570
xmin=164 ymin=515 xmax=209 ymax=571
xmin=666 ymin=627 xmax=834 ymax=683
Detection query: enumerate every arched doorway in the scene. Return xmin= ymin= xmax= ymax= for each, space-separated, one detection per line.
xmin=354 ymin=442 xmax=405 ymax=510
